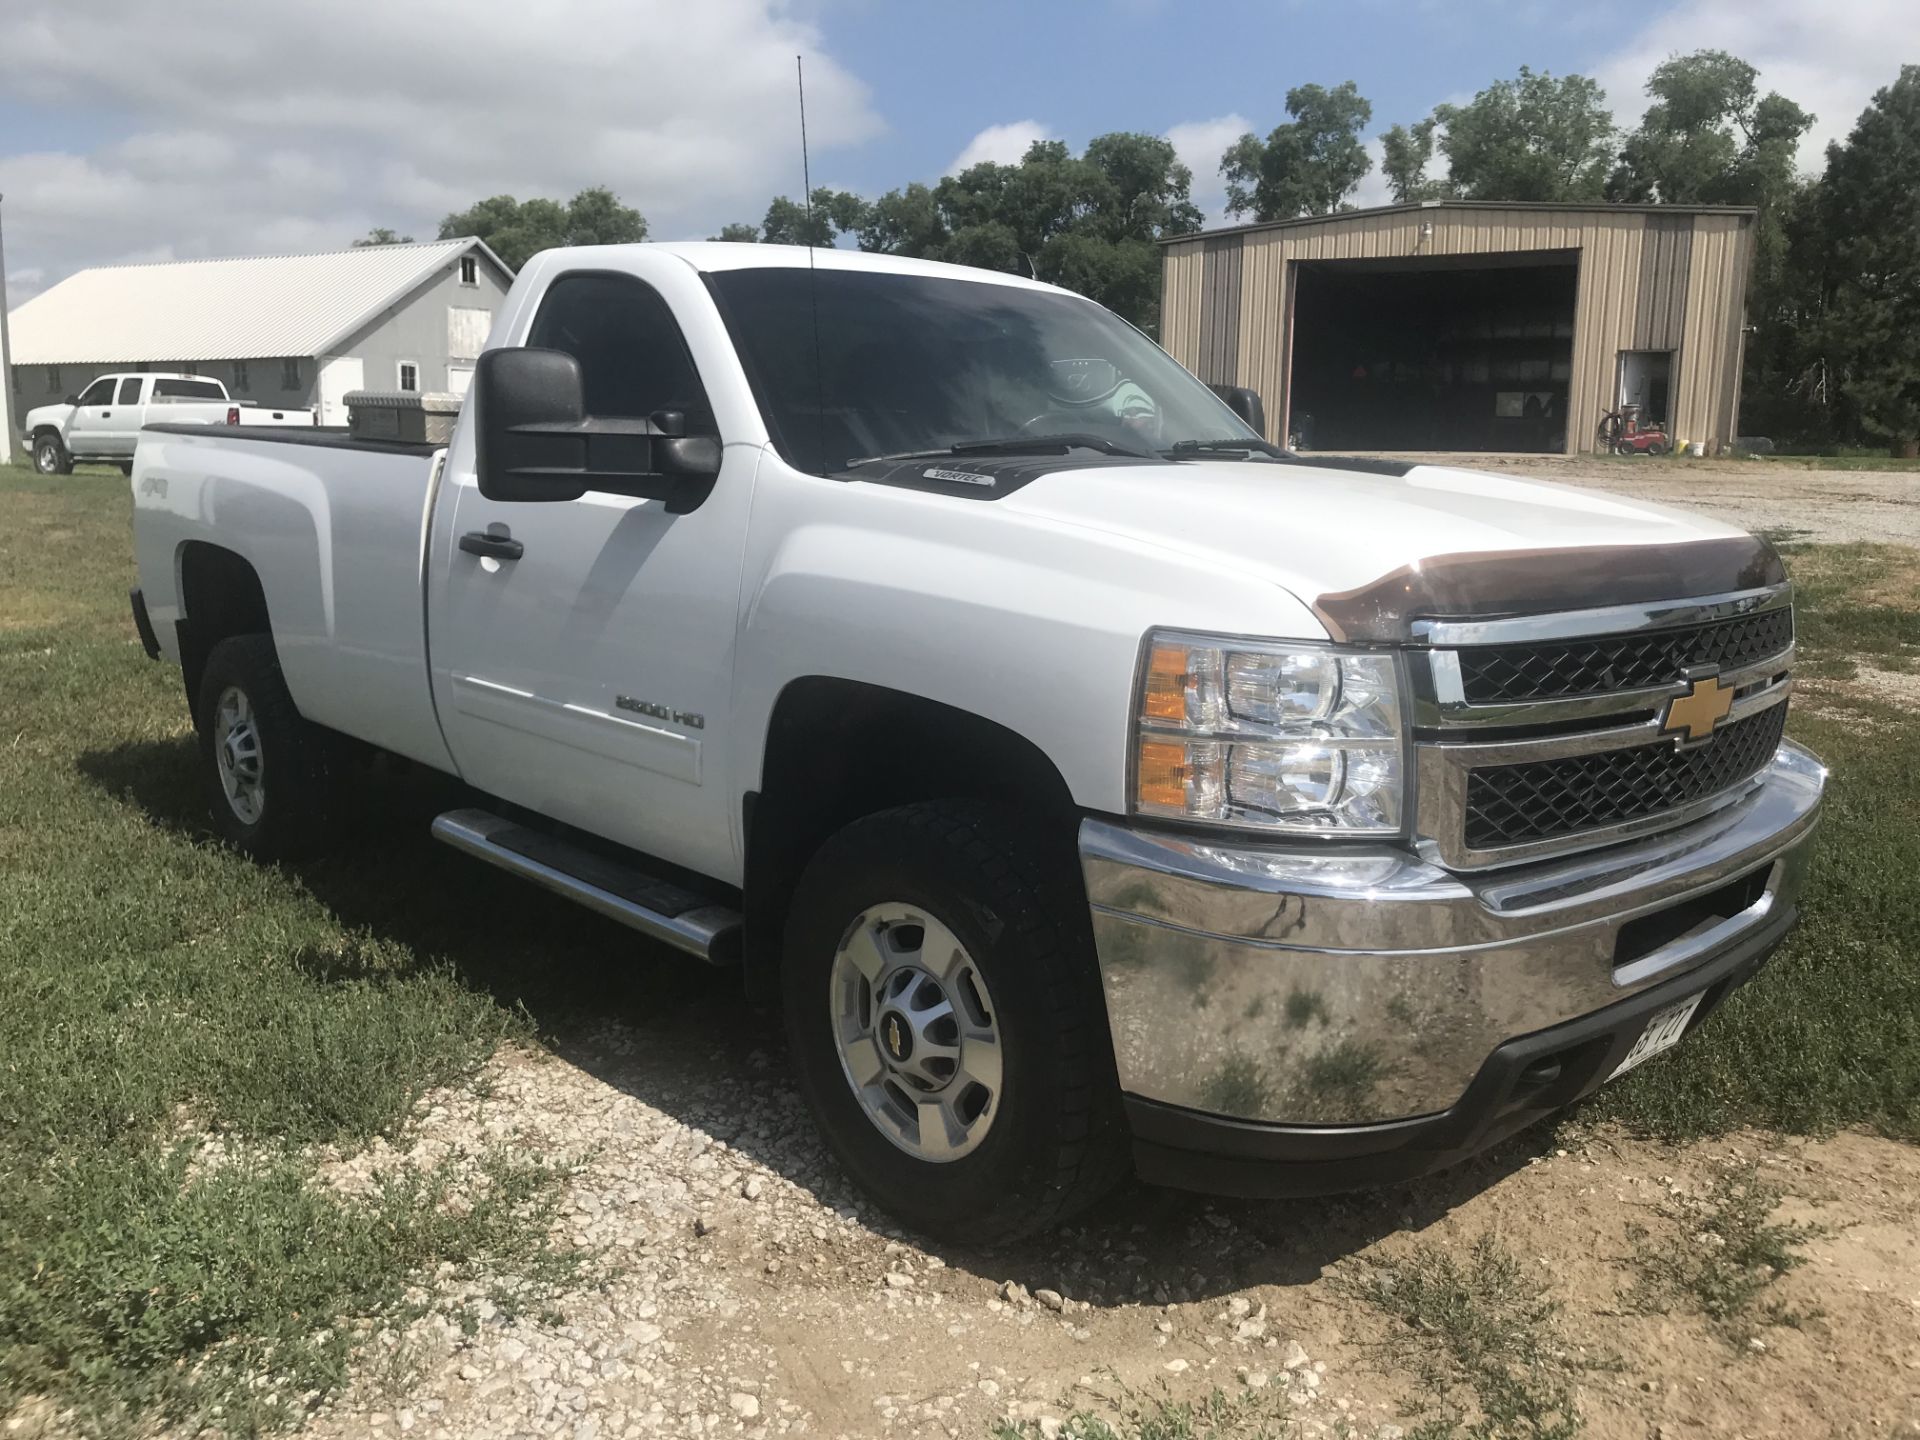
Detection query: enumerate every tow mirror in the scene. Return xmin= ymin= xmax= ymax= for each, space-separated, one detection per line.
xmin=1210 ymin=384 xmax=1266 ymax=437
xmin=474 ymin=348 xmax=718 ymax=511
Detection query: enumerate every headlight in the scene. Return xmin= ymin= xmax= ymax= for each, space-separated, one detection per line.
xmin=1132 ymin=630 xmax=1407 ymax=834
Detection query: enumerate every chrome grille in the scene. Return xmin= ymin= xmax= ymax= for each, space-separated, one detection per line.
xmin=1463 ymin=702 xmax=1789 ymax=848
xmin=1411 ymin=585 xmax=1797 ymax=869
xmin=1458 ymin=607 xmax=1794 ymax=704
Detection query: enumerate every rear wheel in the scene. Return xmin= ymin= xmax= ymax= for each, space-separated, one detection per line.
xmin=195 ymin=634 xmax=344 ymax=860
xmin=33 ymin=435 xmax=72 ymax=475
xmin=1644 ymin=438 xmax=1670 ymax=457
xmin=783 ymin=801 xmax=1129 ymax=1244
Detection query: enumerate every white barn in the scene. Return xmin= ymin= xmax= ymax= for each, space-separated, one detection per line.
xmin=5 ymin=238 xmax=513 ymax=428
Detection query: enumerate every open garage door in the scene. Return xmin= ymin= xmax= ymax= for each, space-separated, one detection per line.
xmin=1287 ymin=252 xmax=1578 ymax=454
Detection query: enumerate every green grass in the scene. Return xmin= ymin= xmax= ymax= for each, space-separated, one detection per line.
xmin=992 ymin=1388 xmax=1290 ymax=1440
xmin=0 ymin=465 xmax=590 ymax=1433
xmin=1344 ymin=1236 xmax=1607 ymax=1440
xmin=1625 ymin=1163 xmax=1821 ymax=1346
xmin=1584 ymin=542 xmax=1920 ymax=1141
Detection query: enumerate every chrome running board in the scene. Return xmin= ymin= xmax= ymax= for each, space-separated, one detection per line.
xmin=431 ymin=807 xmax=741 ymax=966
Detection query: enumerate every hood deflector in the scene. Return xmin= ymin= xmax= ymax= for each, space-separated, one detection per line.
xmin=1315 ymin=536 xmax=1788 ymax=643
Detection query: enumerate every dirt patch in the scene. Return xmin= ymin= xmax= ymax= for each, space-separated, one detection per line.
xmin=181 ymin=1031 xmax=1919 ymax=1440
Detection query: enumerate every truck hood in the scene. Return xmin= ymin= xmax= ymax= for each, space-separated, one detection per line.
xmin=22 ymin=402 xmax=72 ymax=432
xmin=1001 ymin=458 xmax=1775 ymax=640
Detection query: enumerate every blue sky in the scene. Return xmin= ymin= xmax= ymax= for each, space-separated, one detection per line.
xmin=2 ymin=0 xmax=1911 ymax=305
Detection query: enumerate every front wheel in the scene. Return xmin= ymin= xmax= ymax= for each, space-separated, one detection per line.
xmin=783 ymin=801 xmax=1129 ymax=1244
xmin=33 ymin=435 xmax=72 ymax=475
xmin=195 ymin=634 xmax=344 ymax=860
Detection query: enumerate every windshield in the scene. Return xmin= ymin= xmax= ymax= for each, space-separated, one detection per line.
xmin=707 ymin=267 xmax=1260 ymax=476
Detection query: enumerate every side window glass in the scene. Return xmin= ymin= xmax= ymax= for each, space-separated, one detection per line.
xmin=78 ymin=379 xmax=115 ymax=407
xmin=117 ymin=378 xmax=142 ymax=405
xmin=527 ymin=273 xmax=715 ymax=434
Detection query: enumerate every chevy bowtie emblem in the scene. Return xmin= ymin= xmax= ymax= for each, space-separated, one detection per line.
xmin=1661 ymin=671 xmax=1736 ymax=745
xmin=886 ymin=1016 xmax=904 ymax=1058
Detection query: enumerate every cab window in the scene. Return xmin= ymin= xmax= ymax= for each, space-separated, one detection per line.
xmin=117 ymin=378 xmax=143 ymax=405
xmin=526 ymin=273 xmax=715 ymax=434
xmin=77 ymin=379 xmax=114 ymax=407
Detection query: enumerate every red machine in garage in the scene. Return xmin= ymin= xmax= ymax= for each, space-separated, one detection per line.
xmin=1597 ymin=404 xmax=1672 ymax=455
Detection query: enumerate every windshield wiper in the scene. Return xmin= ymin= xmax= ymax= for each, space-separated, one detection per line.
xmin=851 ymin=432 xmax=1155 ymax=465
xmin=1163 ymin=437 xmax=1299 ymax=461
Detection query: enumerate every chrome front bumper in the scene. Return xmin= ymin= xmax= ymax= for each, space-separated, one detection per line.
xmin=1081 ymin=741 xmax=1825 ymax=1129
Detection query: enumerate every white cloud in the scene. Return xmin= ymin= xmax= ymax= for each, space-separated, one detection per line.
xmin=1592 ymin=0 xmax=1919 ymax=170
xmin=1164 ymin=114 xmax=1250 ymax=223
xmin=1351 ymin=136 xmax=1394 ymax=211
xmin=946 ymin=121 xmax=1055 ymax=175
xmin=0 ymin=0 xmax=882 ymax=300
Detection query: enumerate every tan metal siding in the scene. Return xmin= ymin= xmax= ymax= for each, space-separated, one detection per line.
xmin=1161 ymin=205 xmax=1754 ymax=453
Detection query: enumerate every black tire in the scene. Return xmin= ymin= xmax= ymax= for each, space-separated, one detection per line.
xmin=117 ymin=461 xmax=134 ymax=476
xmin=32 ymin=434 xmax=72 ymax=475
xmin=1645 ymin=439 xmax=1670 ymax=457
xmin=783 ymin=801 xmax=1129 ymax=1245
xmin=195 ymin=634 xmax=343 ymax=861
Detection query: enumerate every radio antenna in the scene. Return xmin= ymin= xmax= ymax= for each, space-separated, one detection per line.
xmin=797 ymin=54 xmax=827 ymax=468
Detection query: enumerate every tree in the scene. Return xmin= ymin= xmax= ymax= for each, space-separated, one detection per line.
xmin=437 ymin=187 xmax=646 ymax=272
xmin=1433 ymin=68 xmax=1614 ymax=201
xmin=754 ymin=188 xmax=870 ymax=247
xmin=1609 ymin=51 xmax=1811 ymax=208
xmin=856 ymin=182 xmax=947 ymax=255
xmin=1379 ymin=118 xmax=1446 ymax=203
xmin=710 ymin=222 xmax=762 ymax=243
xmin=1220 ymin=82 xmax=1373 ymax=220
xmin=352 ymin=227 xmax=415 ymax=247
xmin=1822 ymin=66 xmax=1920 ymax=454
xmin=1610 ymin=51 xmax=1819 ymax=445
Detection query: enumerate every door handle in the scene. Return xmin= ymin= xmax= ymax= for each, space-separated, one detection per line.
xmin=459 ymin=530 xmax=524 ymax=561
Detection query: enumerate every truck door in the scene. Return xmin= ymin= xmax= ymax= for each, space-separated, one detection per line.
xmin=108 ymin=376 xmax=147 ymax=456
xmin=428 ymin=266 xmax=757 ymax=885
xmin=65 ymin=377 xmax=118 ymax=457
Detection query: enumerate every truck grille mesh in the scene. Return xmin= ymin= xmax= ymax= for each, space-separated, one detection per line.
xmin=1463 ymin=702 xmax=1789 ymax=849
xmin=1458 ymin=608 xmax=1793 ymax=704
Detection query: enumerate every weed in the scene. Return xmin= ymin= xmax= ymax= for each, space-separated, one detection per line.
xmin=991 ymin=1386 xmax=1289 ymax=1440
xmin=1344 ymin=1235 xmax=1605 ymax=1440
xmin=1626 ymin=1163 xmax=1822 ymax=1345
xmin=1303 ymin=1039 xmax=1384 ymax=1103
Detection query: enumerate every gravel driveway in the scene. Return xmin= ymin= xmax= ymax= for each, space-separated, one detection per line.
xmin=288 ymin=956 xmax=1920 ymax=1440
xmin=1375 ymin=454 xmax=1920 ymax=547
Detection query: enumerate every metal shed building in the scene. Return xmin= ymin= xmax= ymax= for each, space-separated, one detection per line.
xmin=6 ymin=238 xmax=513 ymax=430
xmin=1160 ymin=201 xmax=1757 ymax=457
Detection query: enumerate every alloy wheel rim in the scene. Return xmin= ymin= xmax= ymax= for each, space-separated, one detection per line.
xmin=36 ymin=442 xmax=58 ymax=473
xmin=829 ymin=902 xmax=1002 ymax=1162
xmin=212 ymin=685 xmax=265 ymax=825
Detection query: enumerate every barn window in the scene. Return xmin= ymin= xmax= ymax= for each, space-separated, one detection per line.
xmin=398 ymin=362 xmax=419 ymax=392
xmin=232 ymin=359 xmax=250 ymax=393
xmin=47 ymin=367 xmax=63 ymax=394
xmin=282 ymin=358 xmax=302 ymax=389
xmin=460 ymin=254 xmax=479 ymax=285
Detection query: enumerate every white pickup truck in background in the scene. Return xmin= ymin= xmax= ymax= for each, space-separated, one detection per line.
xmin=25 ymin=372 xmax=313 ymax=475
xmin=128 ymin=243 xmax=1823 ymax=1242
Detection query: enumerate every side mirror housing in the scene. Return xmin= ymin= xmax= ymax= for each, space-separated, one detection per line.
xmin=65 ymin=395 xmax=81 ymax=407
xmin=1210 ymin=384 xmax=1266 ymax=438
xmin=473 ymin=349 xmax=719 ymax=510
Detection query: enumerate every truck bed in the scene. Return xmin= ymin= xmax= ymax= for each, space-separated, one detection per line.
xmin=143 ymin=423 xmax=441 ymax=457
xmin=132 ymin=425 xmax=456 ymax=773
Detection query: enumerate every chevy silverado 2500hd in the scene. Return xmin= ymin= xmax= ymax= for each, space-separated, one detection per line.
xmin=129 ymin=244 xmax=1824 ymax=1242
xmin=27 ymin=371 xmax=313 ymax=474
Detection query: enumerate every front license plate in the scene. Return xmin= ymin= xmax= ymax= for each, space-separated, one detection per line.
xmin=1608 ymin=993 xmax=1705 ymax=1082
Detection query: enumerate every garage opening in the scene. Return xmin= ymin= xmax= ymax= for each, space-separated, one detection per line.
xmin=1287 ymin=251 xmax=1579 ymax=454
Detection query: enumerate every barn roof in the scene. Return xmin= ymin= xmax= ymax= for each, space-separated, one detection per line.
xmin=6 ymin=238 xmax=511 ymax=365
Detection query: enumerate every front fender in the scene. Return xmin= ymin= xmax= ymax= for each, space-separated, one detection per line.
xmin=731 ymin=463 xmax=1329 ymax=820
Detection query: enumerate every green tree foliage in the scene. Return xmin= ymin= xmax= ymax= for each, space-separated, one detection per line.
xmin=1611 ymin=50 xmax=1819 ymax=444
xmin=437 ymin=187 xmax=646 ymax=272
xmin=351 ymin=227 xmax=415 ymax=247
xmin=1380 ymin=118 xmax=1446 ymax=203
xmin=1432 ymin=68 xmax=1615 ymax=201
xmin=710 ymin=222 xmax=762 ymax=244
xmin=1822 ymin=66 xmax=1920 ymax=454
xmin=849 ymin=132 xmax=1202 ymax=332
xmin=1220 ymin=82 xmax=1374 ymax=220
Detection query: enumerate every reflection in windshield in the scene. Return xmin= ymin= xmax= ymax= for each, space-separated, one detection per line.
xmin=707 ymin=267 xmax=1261 ymax=477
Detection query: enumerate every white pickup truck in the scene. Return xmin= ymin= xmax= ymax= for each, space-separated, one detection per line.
xmin=129 ymin=244 xmax=1824 ymax=1242
xmin=26 ymin=371 xmax=313 ymax=475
